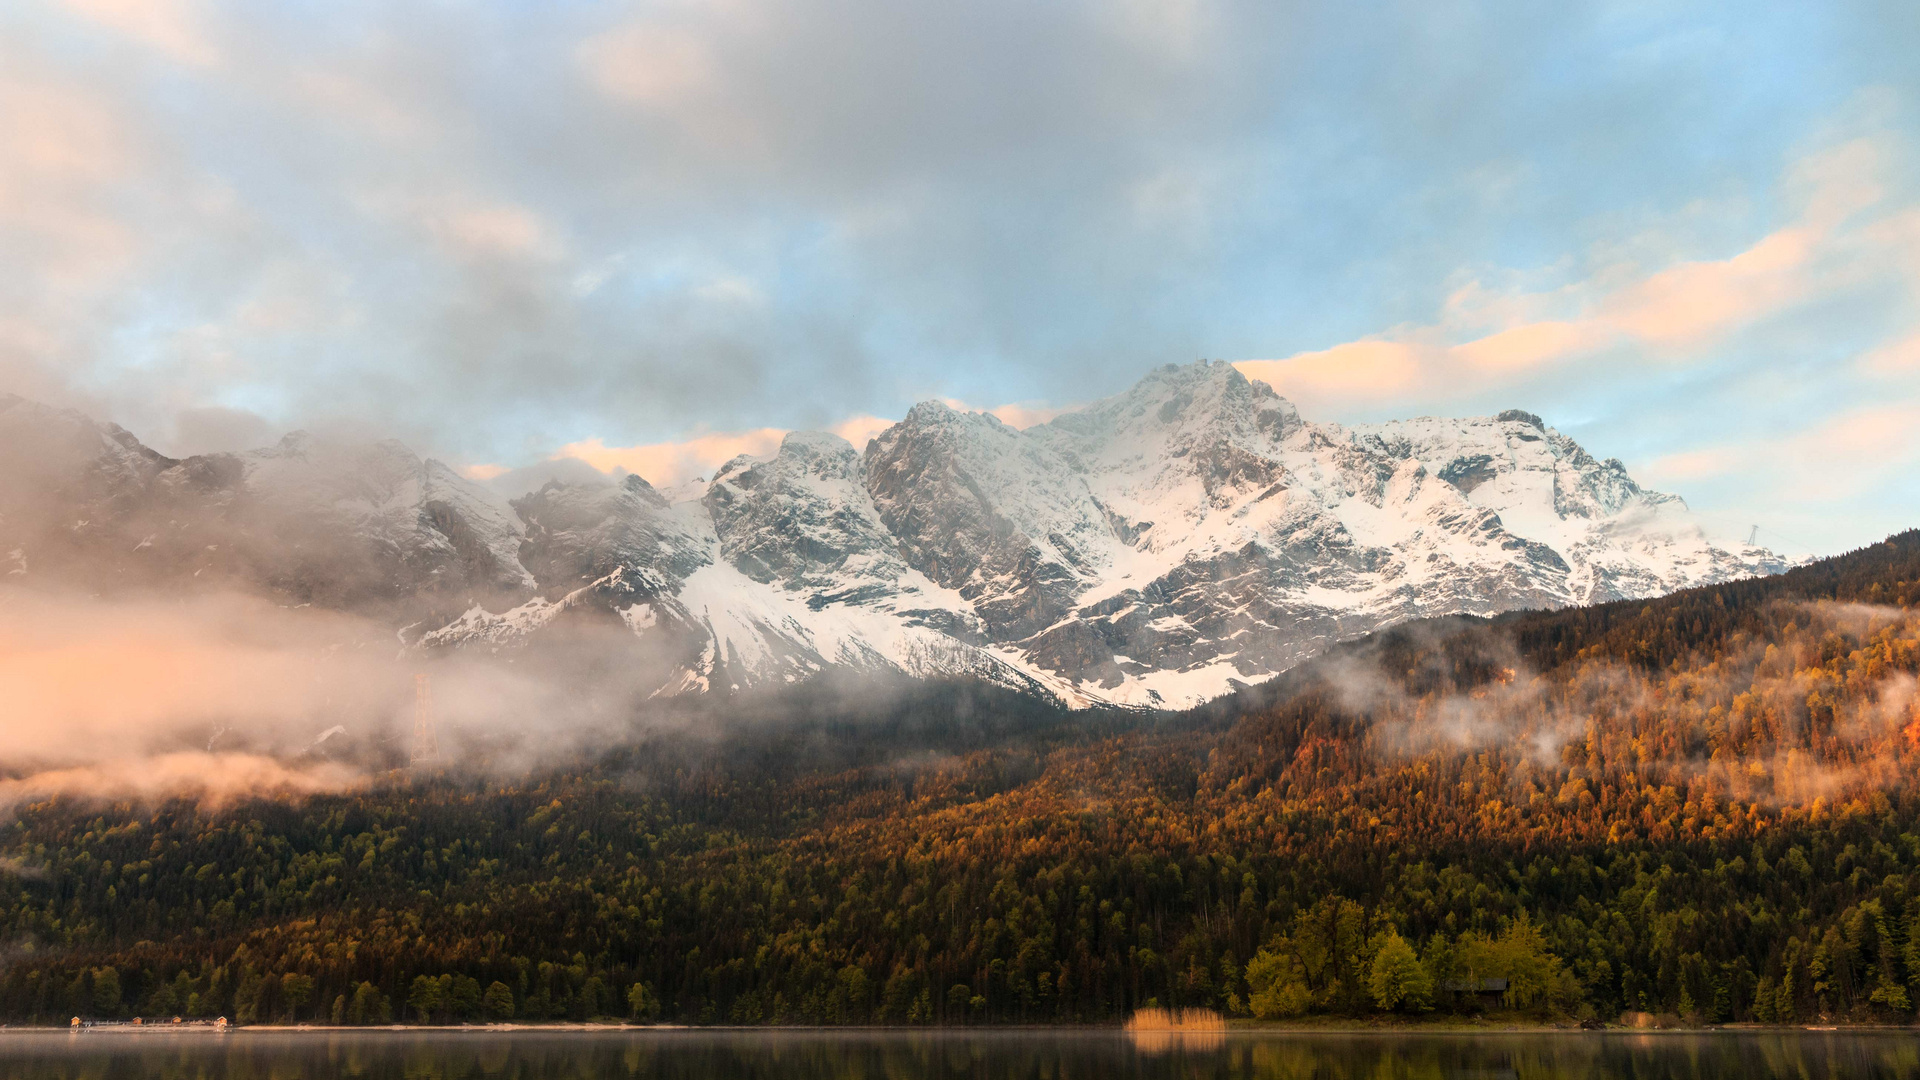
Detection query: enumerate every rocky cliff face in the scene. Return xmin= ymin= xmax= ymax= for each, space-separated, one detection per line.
xmin=0 ymin=363 xmax=1790 ymax=708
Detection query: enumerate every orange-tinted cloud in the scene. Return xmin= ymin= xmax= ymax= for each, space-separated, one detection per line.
xmin=1605 ymin=227 xmax=1818 ymax=344
xmin=553 ymin=428 xmax=788 ymax=487
xmin=938 ymin=398 xmax=1076 ymax=430
xmin=0 ymin=753 xmax=359 ymax=811
xmin=0 ymin=589 xmax=405 ymax=766
xmin=1451 ymin=320 xmax=1605 ymax=370
xmin=827 ymin=414 xmax=896 ymax=448
xmin=1235 ymin=340 xmax=1424 ymax=398
xmin=1232 ymin=127 xmax=1912 ymax=420
xmin=1861 ymin=330 xmax=1920 ymax=375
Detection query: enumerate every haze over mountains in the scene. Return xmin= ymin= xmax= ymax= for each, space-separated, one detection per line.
xmin=0 ymin=362 xmax=1785 ymax=708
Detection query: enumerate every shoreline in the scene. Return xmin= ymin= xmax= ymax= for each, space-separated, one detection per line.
xmin=3 ymin=1022 xmax=1916 ymax=1036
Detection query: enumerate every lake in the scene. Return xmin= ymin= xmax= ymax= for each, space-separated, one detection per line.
xmin=0 ymin=1029 xmax=1916 ymax=1079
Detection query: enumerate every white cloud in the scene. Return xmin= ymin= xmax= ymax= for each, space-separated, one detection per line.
xmin=577 ymin=21 xmax=717 ymax=108
xmin=58 ymin=0 xmax=219 ymax=69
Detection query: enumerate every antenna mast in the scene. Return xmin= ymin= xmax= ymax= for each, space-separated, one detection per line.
xmin=1746 ymin=525 xmax=1759 ymax=547
xmin=411 ymin=674 xmax=438 ymax=766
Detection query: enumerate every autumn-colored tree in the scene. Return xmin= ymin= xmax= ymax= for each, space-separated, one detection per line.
xmin=1368 ymin=932 xmax=1431 ymax=1012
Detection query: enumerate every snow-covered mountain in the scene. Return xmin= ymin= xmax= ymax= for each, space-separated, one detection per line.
xmin=0 ymin=363 xmax=1789 ymax=708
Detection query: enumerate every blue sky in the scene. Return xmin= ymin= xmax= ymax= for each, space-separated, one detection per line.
xmin=2 ymin=1 xmax=1917 ymax=556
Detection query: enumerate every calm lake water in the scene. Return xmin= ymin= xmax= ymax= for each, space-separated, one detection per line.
xmin=0 ymin=1029 xmax=1916 ymax=1079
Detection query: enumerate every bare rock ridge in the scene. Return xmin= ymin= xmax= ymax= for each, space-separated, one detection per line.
xmin=0 ymin=363 xmax=1790 ymax=707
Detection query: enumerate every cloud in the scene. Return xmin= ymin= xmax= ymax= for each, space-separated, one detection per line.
xmin=1235 ymin=341 xmax=1424 ymax=398
xmin=164 ymin=404 xmax=275 ymax=457
xmin=828 ymin=413 xmax=896 ymax=448
xmin=1603 ymin=226 xmax=1819 ymax=344
xmin=57 ymin=0 xmax=219 ymax=69
xmin=938 ymin=397 xmax=1076 ymax=430
xmin=0 ymin=2 xmax=1917 ymax=557
xmin=1639 ymin=446 xmax=1747 ymax=486
xmin=1635 ymin=398 xmax=1920 ymax=520
xmin=1238 ymin=127 xmax=1911 ymax=412
xmin=577 ymin=21 xmax=718 ymax=110
xmin=430 ymin=201 xmax=561 ymax=262
xmin=544 ymin=399 xmax=1068 ymax=489
xmin=1450 ymin=320 xmax=1605 ymax=371
xmin=0 ymin=588 xmax=406 ymax=767
xmin=0 ymin=578 xmax=716 ymax=806
xmin=1239 ymin=218 xmax=1853 ymax=412
xmin=981 ymin=401 xmax=1073 ymax=430
xmin=0 ymin=856 xmax=47 ymax=879
xmin=1771 ymin=401 xmax=1920 ymax=501
xmin=554 ymin=428 xmax=788 ymax=487
xmin=0 ymin=64 xmax=141 ymax=294
xmin=549 ymin=411 xmax=897 ymax=488
xmin=0 ymin=753 xmax=358 ymax=811
xmin=1861 ymin=329 xmax=1920 ymax=374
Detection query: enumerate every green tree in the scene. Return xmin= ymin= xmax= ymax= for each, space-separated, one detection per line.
xmin=408 ymin=975 xmax=445 ymax=1023
xmin=1245 ymin=947 xmax=1312 ymax=1019
xmin=946 ymin=983 xmax=972 ymax=1023
xmin=91 ymin=968 xmax=121 ymax=1016
xmin=348 ymin=982 xmax=390 ymax=1025
xmin=626 ymin=981 xmax=659 ymax=1021
xmin=1368 ymin=931 xmax=1432 ymax=1012
xmin=448 ymin=975 xmax=483 ymax=1020
xmin=280 ymin=973 xmax=314 ymax=1021
xmin=139 ymin=980 xmax=179 ymax=1018
xmin=484 ymin=981 xmax=516 ymax=1021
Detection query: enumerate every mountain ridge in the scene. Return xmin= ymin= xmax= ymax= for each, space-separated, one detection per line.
xmin=0 ymin=362 xmax=1788 ymax=707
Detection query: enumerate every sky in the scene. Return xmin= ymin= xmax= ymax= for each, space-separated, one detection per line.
xmin=2 ymin=1 xmax=1918 ymax=557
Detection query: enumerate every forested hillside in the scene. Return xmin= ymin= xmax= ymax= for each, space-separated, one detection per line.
xmin=3 ymin=532 xmax=1919 ymax=1027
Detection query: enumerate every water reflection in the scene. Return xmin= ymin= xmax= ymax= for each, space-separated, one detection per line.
xmin=0 ymin=1030 xmax=1916 ymax=1080
xmin=1125 ymin=1029 xmax=1227 ymax=1055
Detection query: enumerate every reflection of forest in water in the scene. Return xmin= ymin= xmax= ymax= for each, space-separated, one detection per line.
xmin=3 ymin=1031 xmax=1919 ymax=1080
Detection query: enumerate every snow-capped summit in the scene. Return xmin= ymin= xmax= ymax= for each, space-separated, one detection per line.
xmin=0 ymin=363 xmax=1790 ymax=708
xmin=706 ymin=430 xmax=909 ymax=600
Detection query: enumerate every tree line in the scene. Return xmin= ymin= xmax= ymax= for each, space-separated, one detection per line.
xmin=2 ymin=532 xmax=1918 ymax=1026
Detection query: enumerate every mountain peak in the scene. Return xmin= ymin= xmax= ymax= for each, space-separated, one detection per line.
xmin=0 ymin=371 xmax=1789 ymax=710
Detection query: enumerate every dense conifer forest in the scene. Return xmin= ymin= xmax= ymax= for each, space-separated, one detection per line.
xmin=3 ymin=532 xmax=1920 ymax=1028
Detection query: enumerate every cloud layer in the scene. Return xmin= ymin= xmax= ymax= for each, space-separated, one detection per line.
xmin=0 ymin=585 xmax=694 ymax=807
xmin=0 ymin=1 xmax=1917 ymax=553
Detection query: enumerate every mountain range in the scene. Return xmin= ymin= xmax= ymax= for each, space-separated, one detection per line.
xmin=0 ymin=361 xmax=1786 ymax=707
